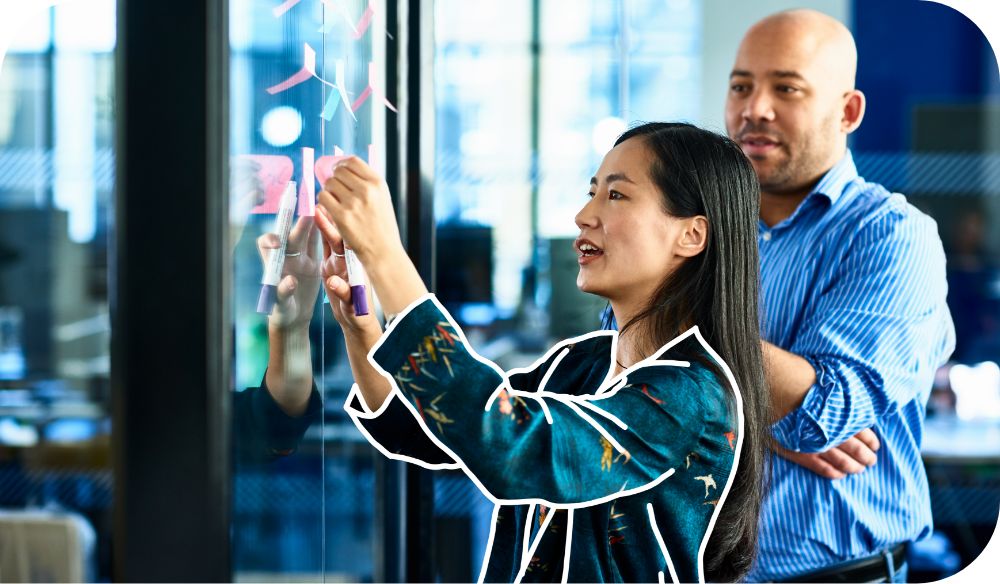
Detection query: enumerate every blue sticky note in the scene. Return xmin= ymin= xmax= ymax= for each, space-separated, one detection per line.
xmin=320 ymin=91 xmax=340 ymax=121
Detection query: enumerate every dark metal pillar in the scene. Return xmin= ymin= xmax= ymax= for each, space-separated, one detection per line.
xmin=380 ymin=0 xmax=436 ymax=581
xmin=112 ymin=0 xmax=230 ymax=580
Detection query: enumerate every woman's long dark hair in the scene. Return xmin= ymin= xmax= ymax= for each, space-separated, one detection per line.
xmin=611 ymin=122 xmax=770 ymax=582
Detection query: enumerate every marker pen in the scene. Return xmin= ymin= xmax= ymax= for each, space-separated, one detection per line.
xmin=344 ymin=245 xmax=369 ymax=316
xmin=256 ymin=180 xmax=298 ymax=315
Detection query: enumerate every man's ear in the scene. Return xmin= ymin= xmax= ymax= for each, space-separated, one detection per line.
xmin=675 ymin=216 xmax=709 ymax=258
xmin=842 ymin=89 xmax=866 ymax=134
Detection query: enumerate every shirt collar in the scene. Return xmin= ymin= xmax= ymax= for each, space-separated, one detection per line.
xmin=759 ymin=151 xmax=859 ymax=232
xmin=808 ymin=150 xmax=858 ymax=206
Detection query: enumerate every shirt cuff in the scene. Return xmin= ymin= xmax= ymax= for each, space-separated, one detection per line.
xmin=252 ymin=374 xmax=323 ymax=451
xmin=770 ymin=359 xmax=830 ymax=452
xmin=370 ymin=293 xmax=447 ymax=375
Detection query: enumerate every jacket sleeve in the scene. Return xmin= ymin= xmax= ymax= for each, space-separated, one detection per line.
xmin=365 ymin=294 xmax=716 ymax=506
xmin=343 ymin=385 xmax=460 ymax=468
xmin=233 ymin=373 xmax=323 ymax=465
xmin=772 ymin=206 xmax=956 ymax=452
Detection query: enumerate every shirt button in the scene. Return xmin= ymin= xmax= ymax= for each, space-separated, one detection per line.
xmin=761 ymin=231 xmax=772 ymax=242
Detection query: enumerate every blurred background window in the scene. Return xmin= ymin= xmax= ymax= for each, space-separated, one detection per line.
xmin=0 ymin=0 xmax=115 ymax=580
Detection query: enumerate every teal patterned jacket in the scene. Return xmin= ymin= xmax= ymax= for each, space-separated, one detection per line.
xmin=345 ymin=295 xmax=742 ymax=583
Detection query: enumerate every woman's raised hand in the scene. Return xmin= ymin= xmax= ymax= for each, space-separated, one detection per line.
xmin=314 ymin=206 xmax=382 ymax=339
xmin=317 ymin=156 xmax=404 ymax=264
xmin=317 ymin=155 xmax=429 ymax=318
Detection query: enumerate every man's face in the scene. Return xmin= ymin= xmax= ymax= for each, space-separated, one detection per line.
xmin=724 ymin=29 xmax=845 ymax=194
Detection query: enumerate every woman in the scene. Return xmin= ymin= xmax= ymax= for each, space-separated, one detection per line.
xmin=315 ymin=122 xmax=769 ymax=583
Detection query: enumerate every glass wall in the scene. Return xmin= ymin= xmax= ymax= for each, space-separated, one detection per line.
xmin=228 ymin=0 xmax=388 ymax=580
xmin=0 ymin=1 xmax=115 ymax=580
xmin=434 ymin=0 xmax=701 ymax=350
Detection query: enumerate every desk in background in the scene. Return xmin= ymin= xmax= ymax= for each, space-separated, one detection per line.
xmin=920 ymin=416 xmax=1000 ymax=577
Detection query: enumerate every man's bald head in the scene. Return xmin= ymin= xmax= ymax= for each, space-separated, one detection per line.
xmin=742 ymin=9 xmax=858 ymax=93
xmin=725 ymin=9 xmax=866 ymax=205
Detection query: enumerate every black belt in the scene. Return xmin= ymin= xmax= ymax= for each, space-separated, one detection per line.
xmin=777 ymin=543 xmax=907 ymax=583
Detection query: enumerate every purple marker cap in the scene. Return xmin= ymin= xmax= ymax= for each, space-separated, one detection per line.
xmin=350 ymin=284 xmax=369 ymax=316
xmin=257 ymin=285 xmax=278 ymax=314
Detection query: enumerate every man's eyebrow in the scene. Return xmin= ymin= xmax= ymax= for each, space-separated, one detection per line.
xmin=770 ymin=70 xmax=806 ymax=81
xmin=730 ymin=69 xmax=752 ymax=78
xmin=591 ymin=173 xmax=636 ymax=185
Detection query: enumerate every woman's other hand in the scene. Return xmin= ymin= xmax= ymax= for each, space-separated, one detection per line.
xmin=314 ymin=206 xmax=382 ymax=340
xmin=317 ymin=156 xmax=404 ymax=264
xmin=256 ymin=216 xmax=322 ymax=332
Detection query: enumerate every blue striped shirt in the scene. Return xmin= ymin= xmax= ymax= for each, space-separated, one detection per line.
xmin=748 ymin=151 xmax=955 ymax=580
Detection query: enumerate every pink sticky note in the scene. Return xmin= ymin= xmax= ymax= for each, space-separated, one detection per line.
xmin=350 ymin=85 xmax=373 ymax=112
xmin=320 ymin=0 xmax=360 ymax=35
xmin=320 ymin=0 xmax=375 ymax=39
xmin=265 ymin=43 xmax=317 ymax=95
xmin=351 ymin=61 xmax=398 ymax=113
xmin=240 ymin=155 xmax=296 ymax=214
xmin=299 ymin=147 xmax=316 ymax=216
xmin=368 ymin=143 xmax=379 ymax=174
xmin=272 ymin=0 xmax=302 ymax=18
xmin=352 ymin=1 xmax=375 ymax=40
xmin=315 ymin=148 xmax=351 ymax=187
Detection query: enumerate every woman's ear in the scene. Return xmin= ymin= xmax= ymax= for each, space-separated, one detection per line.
xmin=675 ymin=216 xmax=709 ymax=257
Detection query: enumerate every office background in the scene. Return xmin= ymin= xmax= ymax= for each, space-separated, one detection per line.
xmin=0 ymin=0 xmax=997 ymax=581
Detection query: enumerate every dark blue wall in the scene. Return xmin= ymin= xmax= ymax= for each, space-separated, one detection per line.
xmin=852 ymin=0 xmax=999 ymax=151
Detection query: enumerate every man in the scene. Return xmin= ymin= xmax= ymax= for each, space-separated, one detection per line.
xmin=725 ymin=10 xmax=955 ymax=582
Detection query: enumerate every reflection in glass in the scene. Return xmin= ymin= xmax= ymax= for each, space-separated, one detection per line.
xmin=229 ymin=0 xmax=386 ymax=580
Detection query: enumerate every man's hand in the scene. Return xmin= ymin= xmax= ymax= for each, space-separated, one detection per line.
xmin=774 ymin=428 xmax=881 ymax=479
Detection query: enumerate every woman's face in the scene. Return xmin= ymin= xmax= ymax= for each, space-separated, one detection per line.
xmin=574 ymin=137 xmax=695 ymax=306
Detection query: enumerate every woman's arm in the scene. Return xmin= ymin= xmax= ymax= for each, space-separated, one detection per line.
xmin=264 ymin=323 xmax=314 ymax=416
xmin=360 ymin=294 xmax=719 ymax=505
xmin=311 ymin=203 xmax=395 ymax=412
xmin=257 ymin=216 xmax=322 ymax=416
xmin=340 ymin=320 xmax=393 ymax=411
xmin=315 ymin=204 xmax=453 ymax=464
xmin=235 ymin=218 xmax=325 ymax=463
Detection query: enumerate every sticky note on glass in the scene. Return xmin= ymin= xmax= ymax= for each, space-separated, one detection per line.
xmin=298 ymin=147 xmax=316 ymax=217
xmin=238 ymin=155 xmax=295 ymax=215
xmin=266 ymin=43 xmax=316 ymax=95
